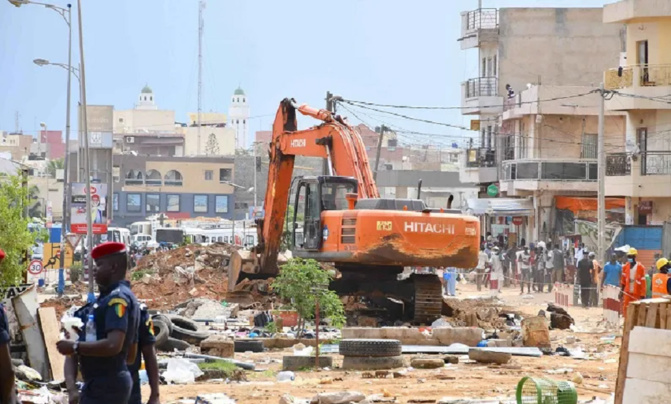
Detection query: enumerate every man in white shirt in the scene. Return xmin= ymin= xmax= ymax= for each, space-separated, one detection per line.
xmin=490 ymin=247 xmax=504 ymax=293
xmin=476 ymin=246 xmax=488 ymax=291
xmin=519 ymin=247 xmax=532 ymax=294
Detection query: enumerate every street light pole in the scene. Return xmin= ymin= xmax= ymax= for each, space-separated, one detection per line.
xmin=77 ymin=0 xmax=94 ymax=303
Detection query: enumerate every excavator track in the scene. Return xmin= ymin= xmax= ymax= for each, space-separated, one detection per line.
xmin=412 ymin=274 xmax=443 ymax=324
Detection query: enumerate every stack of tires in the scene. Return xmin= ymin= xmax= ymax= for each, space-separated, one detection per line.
xmin=151 ymin=314 xmax=209 ymax=351
xmin=339 ymin=339 xmax=404 ymax=370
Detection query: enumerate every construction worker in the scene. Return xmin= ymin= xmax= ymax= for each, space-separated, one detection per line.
xmin=0 ymin=248 xmax=18 ymax=404
xmin=620 ymin=247 xmax=647 ymax=315
xmin=652 ymin=258 xmax=671 ymax=298
xmin=57 ymin=242 xmax=141 ymax=404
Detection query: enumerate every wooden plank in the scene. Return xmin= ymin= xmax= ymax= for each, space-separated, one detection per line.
xmin=659 ymin=304 xmax=667 ymax=329
xmin=628 ymin=326 xmax=671 ymax=357
xmin=666 ymin=304 xmax=671 ymax=331
xmin=37 ymin=307 xmax=65 ymax=381
xmin=646 ymin=303 xmax=659 ymax=328
xmin=628 ymin=353 xmax=671 ymax=384
xmin=637 ymin=303 xmax=648 ymax=328
xmin=11 ymin=285 xmax=49 ymax=379
xmin=622 ymin=378 xmax=671 ymax=404
xmin=615 ymin=303 xmax=639 ymax=404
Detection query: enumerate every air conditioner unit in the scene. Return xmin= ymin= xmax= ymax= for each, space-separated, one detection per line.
xmin=126 ymin=136 xmax=135 ymax=143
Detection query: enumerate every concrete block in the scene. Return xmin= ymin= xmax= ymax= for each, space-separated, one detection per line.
xmin=623 ymin=378 xmax=671 ymax=404
xmin=468 ymin=348 xmax=511 ymax=365
xmin=410 ymin=358 xmax=445 ymax=369
xmin=199 ymin=335 xmax=234 ymax=358
xmin=434 ymin=327 xmax=484 ymax=347
xmin=629 ymin=326 xmax=671 ymax=357
xmin=628 ymin=353 xmax=671 ymax=384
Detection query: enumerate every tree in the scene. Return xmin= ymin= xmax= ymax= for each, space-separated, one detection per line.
xmin=205 ymin=133 xmax=220 ymax=155
xmin=28 ymin=185 xmax=43 ymax=219
xmin=272 ymin=258 xmax=345 ymax=336
xmin=0 ymin=174 xmax=39 ymax=287
xmin=46 ymin=158 xmax=64 ymax=178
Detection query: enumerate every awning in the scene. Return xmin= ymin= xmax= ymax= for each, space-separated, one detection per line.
xmin=465 ymin=198 xmax=534 ymax=216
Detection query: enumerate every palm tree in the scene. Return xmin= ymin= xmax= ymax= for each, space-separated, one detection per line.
xmin=46 ymin=158 xmax=64 ymax=178
xmin=28 ymin=185 xmax=43 ymax=218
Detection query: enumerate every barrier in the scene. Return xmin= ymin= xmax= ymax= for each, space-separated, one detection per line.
xmin=553 ymin=283 xmax=573 ymax=307
xmin=602 ymin=284 xmax=622 ymax=326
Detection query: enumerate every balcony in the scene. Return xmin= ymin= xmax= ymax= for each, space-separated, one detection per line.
xmin=501 ymin=158 xmax=598 ymax=194
xmin=461 ymin=77 xmax=502 ymax=115
xmin=459 ymin=148 xmax=498 ymax=184
xmin=604 ymin=65 xmax=671 ymax=111
xmin=459 ymin=8 xmax=499 ymax=50
xmin=607 ymin=151 xmax=671 ymax=197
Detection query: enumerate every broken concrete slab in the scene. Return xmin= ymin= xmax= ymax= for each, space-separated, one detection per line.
xmin=443 ymin=355 xmax=459 ymax=364
xmin=468 ymin=348 xmax=511 ymax=365
xmin=410 ymin=358 xmax=445 ymax=369
xmin=310 ymin=391 xmax=366 ymax=404
xmin=433 ymin=328 xmax=484 ymax=347
xmin=200 ymin=335 xmax=235 ymax=358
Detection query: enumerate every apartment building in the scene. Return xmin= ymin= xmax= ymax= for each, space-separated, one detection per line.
xmin=458 ymin=6 xmax=624 ymax=240
xmin=604 ymin=0 xmax=671 ymax=225
xmin=501 ymin=85 xmax=625 ymax=241
xmin=459 ymin=7 xmax=623 ymax=186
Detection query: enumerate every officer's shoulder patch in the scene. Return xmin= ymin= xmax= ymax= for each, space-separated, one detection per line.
xmin=108 ymin=297 xmax=128 ymax=307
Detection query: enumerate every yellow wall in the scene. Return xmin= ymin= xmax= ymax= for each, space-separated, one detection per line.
xmin=123 ymin=160 xmax=235 ymax=194
xmin=625 ymin=18 xmax=671 ymax=66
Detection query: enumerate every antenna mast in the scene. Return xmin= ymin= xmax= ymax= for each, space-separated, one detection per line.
xmin=197 ymin=0 xmax=205 ymax=155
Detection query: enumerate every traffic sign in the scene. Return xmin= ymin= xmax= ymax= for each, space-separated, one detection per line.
xmin=66 ymin=234 xmax=83 ymax=249
xmin=512 ymin=216 xmax=524 ymax=226
xmin=487 ymin=183 xmax=499 ymax=197
xmin=28 ymin=260 xmax=43 ymax=275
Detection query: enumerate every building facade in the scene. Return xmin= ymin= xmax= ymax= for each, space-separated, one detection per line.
xmin=604 ymin=0 xmax=671 ymax=225
xmin=110 ymin=155 xmax=236 ymax=227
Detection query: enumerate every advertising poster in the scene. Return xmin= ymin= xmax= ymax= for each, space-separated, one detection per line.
xmin=71 ymin=183 xmax=108 ymax=234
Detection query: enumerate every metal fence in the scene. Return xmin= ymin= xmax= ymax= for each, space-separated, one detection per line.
xmin=466 ymin=148 xmax=496 ymax=168
xmin=502 ymin=159 xmax=597 ymax=181
xmin=464 ymin=8 xmax=499 ymax=30
xmin=606 ymin=153 xmax=630 ymax=176
xmin=642 ymin=151 xmax=671 ymax=175
xmin=465 ymin=77 xmax=498 ymax=98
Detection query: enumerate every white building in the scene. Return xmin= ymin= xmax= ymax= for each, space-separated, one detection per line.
xmin=113 ymin=86 xmax=175 ymax=134
xmin=228 ymin=87 xmax=250 ymax=150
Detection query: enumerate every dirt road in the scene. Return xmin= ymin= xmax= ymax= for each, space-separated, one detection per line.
xmin=145 ymin=283 xmax=619 ymax=403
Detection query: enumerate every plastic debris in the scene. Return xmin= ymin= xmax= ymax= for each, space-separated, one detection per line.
xmin=163 ymin=358 xmax=204 ymax=384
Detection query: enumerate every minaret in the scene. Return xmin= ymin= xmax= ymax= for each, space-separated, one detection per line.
xmin=228 ymin=87 xmax=250 ymax=149
xmin=136 ymin=85 xmax=157 ymax=110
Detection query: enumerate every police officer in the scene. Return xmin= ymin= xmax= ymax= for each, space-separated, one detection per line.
xmin=128 ymin=304 xmax=160 ymax=404
xmin=57 ymin=242 xmax=140 ymax=404
xmin=0 ymin=248 xmax=17 ymax=404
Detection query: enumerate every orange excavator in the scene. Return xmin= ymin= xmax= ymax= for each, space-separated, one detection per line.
xmin=228 ymin=97 xmax=480 ymax=323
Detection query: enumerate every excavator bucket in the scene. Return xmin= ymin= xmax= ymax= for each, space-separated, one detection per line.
xmin=227 ymin=249 xmax=292 ymax=292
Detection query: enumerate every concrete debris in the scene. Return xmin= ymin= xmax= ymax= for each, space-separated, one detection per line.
xmin=200 ymin=335 xmax=235 ymax=358
xmin=468 ymin=349 xmax=512 ymax=365
xmin=15 ymin=365 xmax=43 ymax=382
xmin=310 ymin=391 xmax=366 ymax=404
xmin=410 ymin=358 xmax=445 ymax=369
xmin=521 ymin=316 xmax=551 ymax=348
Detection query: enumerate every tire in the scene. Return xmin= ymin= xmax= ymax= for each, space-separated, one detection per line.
xmin=167 ymin=315 xmax=209 ymax=345
xmin=234 ymin=339 xmax=265 ymax=353
xmin=151 ymin=319 xmax=169 ymax=348
xmin=339 ymin=339 xmax=402 ymax=358
xmin=152 ymin=314 xmax=173 ymax=334
xmin=341 ymin=355 xmax=404 ymax=370
xmin=157 ymin=337 xmax=191 ymax=352
xmin=282 ymin=355 xmax=333 ymax=371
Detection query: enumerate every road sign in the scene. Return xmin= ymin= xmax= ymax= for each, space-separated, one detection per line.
xmin=512 ymin=216 xmax=524 ymax=226
xmin=66 ymin=234 xmax=82 ymax=249
xmin=28 ymin=260 xmax=43 ymax=275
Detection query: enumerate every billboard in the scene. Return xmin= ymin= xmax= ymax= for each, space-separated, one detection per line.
xmin=71 ymin=182 xmax=108 ymax=234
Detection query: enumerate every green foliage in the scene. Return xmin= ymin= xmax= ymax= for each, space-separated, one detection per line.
xmin=131 ymin=269 xmax=154 ymax=281
xmin=197 ymin=360 xmax=237 ymax=376
xmin=0 ymin=174 xmax=38 ymax=287
xmin=272 ymin=258 xmax=346 ymax=332
xmin=46 ymin=158 xmax=64 ymax=178
xmin=264 ymin=321 xmax=278 ymax=334
xmin=70 ymin=262 xmax=82 ymax=283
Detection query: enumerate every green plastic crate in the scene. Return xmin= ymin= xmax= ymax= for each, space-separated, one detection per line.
xmin=516 ymin=376 xmax=578 ymax=404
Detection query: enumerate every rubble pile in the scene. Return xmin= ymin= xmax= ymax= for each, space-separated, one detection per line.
xmin=130 ymin=243 xmax=240 ymax=310
xmin=441 ymin=296 xmax=513 ymax=330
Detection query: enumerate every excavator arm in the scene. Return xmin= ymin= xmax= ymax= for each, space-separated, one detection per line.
xmin=253 ymin=98 xmax=379 ymax=276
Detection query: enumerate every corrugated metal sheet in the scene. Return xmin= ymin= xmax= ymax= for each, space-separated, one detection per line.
xmin=622 ymin=226 xmax=663 ymax=250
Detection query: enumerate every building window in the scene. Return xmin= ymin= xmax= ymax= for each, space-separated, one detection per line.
xmin=125 ymin=169 xmax=144 ymax=185
xmin=205 ymin=170 xmax=213 ymax=181
xmin=113 ymin=193 xmax=119 ymax=211
xmin=216 ymin=196 xmax=229 ymax=213
xmin=167 ymin=194 xmax=180 ymax=212
xmin=234 ymin=201 xmax=249 ymax=210
xmin=194 ymin=195 xmax=208 ymax=213
xmin=219 ymin=168 xmax=232 ymax=182
xmin=127 ymin=193 xmax=141 ymax=212
xmin=243 ymin=120 xmax=246 ymax=125
xmin=146 ymin=194 xmax=160 ymax=213
xmin=164 ymin=170 xmax=183 ymax=186
xmin=243 ymin=98 xmax=245 ymax=103
xmin=145 ymin=169 xmax=162 ymax=186
xmin=150 ymin=96 xmax=153 ymax=101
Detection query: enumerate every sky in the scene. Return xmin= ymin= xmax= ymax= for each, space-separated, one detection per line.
xmin=0 ymin=0 xmax=615 ymax=149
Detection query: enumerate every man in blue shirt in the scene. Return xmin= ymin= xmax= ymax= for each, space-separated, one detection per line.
xmin=601 ymin=254 xmax=622 ymax=289
xmin=128 ymin=304 xmax=160 ymax=404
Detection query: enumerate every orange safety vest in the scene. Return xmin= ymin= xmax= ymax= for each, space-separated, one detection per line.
xmin=652 ymin=273 xmax=671 ymax=298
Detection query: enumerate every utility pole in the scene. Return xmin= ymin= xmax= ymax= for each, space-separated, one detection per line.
xmin=77 ymin=0 xmax=94 ymax=303
xmin=59 ymin=3 xmax=73 ymax=287
xmin=597 ymin=82 xmax=606 ymax=262
xmin=197 ymin=0 xmax=205 ymax=155
xmin=374 ymin=125 xmax=387 ymax=181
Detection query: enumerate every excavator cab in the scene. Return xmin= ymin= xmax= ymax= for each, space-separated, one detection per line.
xmin=291 ymin=176 xmax=357 ymax=251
